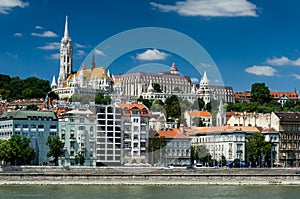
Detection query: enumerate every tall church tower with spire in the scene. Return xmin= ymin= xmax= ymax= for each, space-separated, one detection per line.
xmin=58 ymin=16 xmax=73 ymax=88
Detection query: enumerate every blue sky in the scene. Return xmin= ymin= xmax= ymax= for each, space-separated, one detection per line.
xmin=1 ymin=0 xmax=300 ymax=92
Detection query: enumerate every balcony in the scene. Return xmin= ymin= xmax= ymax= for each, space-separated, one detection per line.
xmin=70 ymin=137 xmax=76 ymax=142
xmin=140 ymin=147 xmax=146 ymax=151
xmin=140 ymin=138 xmax=147 ymax=142
xmin=123 ymin=137 xmax=131 ymax=142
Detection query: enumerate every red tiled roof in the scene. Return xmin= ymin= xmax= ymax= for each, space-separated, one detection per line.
xmin=271 ymin=92 xmax=298 ymax=99
xmin=191 ymin=126 xmax=261 ymax=134
xmin=187 ymin=111 xmax=211 ymax=117
xmin=118 ymin=102 xmax=150 ymax=117
xmin=157 ymin=128 xmax=189 ymax=139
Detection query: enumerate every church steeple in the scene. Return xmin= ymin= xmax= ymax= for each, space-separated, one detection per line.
xmin=200 ymin=70 xmax=209 ymax=86
xmin=58 ymin=16 xmax=73 ymax=88
xmin=64 ymin=16 xmax=69 ymax=38
xmin=91 ymin=53 xmax=96 ymax=70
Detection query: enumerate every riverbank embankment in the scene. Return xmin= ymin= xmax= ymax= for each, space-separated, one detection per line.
xmin=1 ymin=166 xmax=300 ymax=185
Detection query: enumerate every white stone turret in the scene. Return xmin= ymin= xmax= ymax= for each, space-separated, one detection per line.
xmin=51 ymin=75 xmax=57 ymax=89
xmin=200 ymin=70 xmax=209 ymax=86
xmin=216 ymin=99 xmax=226 ymax=126
xmin=170 ymin=62 xmax=179 ymax=75
xmin=58 ymin=16 xmax=73 ymax=88
xmin=198 ymin=70 xmax=211 ymax=104
xmin=147 ymin=80 xmax=154 ymax=93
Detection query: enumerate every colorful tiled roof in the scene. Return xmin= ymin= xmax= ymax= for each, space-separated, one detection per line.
xmin=156 ymin=128 xmax=189 ymax=139
xmin=118 ymin=102 xmax=150 ymax=117
xmin=187 ymin=111 xmax=211 ymax=117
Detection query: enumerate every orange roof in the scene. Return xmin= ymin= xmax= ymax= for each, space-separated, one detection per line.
xmin=157 ymin=128 xmax=189 ymax=139
xmin=187 ymin=111 xmax=211 ymax=117
xmin=271 ymin=92 xmax=298 ymax=99
xmin=191 ymin=126 xmax=261 ymax=134
xmin=118 ymin=102 xmax=150 ymax=117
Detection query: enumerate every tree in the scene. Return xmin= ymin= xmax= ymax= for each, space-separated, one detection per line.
xmin=0 ymin=140 xmax=11 ymax=165
xmin=192 ymin=117 xmax=205 ymax=127
xmin=46 ymin=136 xmax=64 ymax=166
xmin=191 ymin=145 xmax=211 ymax=165
xmin=27 ymin=104 xmax=38 ymax=111
xmin=95 ymin=93 xmax=111 ymax=105
xmin=250 ymin=83 xmax=272 ymax=104
xmin=8 ymin=134 xmax=35 ymax=165
xmin=148 ymin=136 xmax=167 ymax=165
xmin=246 ymin=132 xmax=275 ymax=167
xmin=164 ymin=95 xmax=181 ymax=121
xmin=137 ymin=97 xmax=152 ymax=109
xmin=153 ymin=83 xmax=162 ymax=93
xmin=75 ymin=153 xmax=85 ymax=166
xmin=191 ymin=98 xmax=205 ymax=111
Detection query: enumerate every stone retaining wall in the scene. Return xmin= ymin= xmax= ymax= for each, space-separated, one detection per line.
xmin=1 ymin=166 xmax=300 ymax=185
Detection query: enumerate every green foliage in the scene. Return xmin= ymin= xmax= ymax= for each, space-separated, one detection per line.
xmin=148 ymin=136 xmax=167 ymax=165
xmin=165 ymin=95 xmax=181 ymax=121
xmin=191 ymin=98 xmax=205 ymax=111
xmin=137 ymin=96 xmax=152 ymax=109
xmin=246 ymin=132 xmax=275 ymax=167
xmin=46 ymin=136 xmax=64 ymax=166
xmin=26 ymin=104 xmax=38 ymax=111
xmin=94 ymin=93 xmax=111 ymax=105
xmin=250 ymin=83 xmax=272 ymax=104
xmin=153 ymin=83 xmax=162 ymax=93
xmin=191 ymin=145 xmax=211 ymax=164
xmin=48 ymin=91 xmax=59 ymax=100
xmin=0 ymin=135 xmax=35 ymax=165
xmin=70 ymin=94 xmax=94 ymax=104
xmin=0 ymin=74 xmax=51 ymax=101
xmin=151 ymin=99 xmax=165 ymax=112
xmin=75 ymin=153 xmax=85 ymax=166
xmin=192 ymin=117 xmax=205 ymax=127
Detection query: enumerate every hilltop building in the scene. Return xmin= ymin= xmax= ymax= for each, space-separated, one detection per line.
xmin=51 ymin=16 xmax=113 ymax=99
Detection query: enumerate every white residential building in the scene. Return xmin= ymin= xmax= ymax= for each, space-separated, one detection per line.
xmin=96 ymin=104 xmax=122 ymax=166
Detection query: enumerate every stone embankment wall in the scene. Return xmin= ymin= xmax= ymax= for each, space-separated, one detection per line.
xmin=1 ymin=166 xmax=300 ymax=185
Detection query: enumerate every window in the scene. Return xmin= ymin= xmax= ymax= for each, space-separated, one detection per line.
xmin=79 ymin=126 xmax=85 ymax=131
xmin=80 ymin=118 xmax=85 ymax=123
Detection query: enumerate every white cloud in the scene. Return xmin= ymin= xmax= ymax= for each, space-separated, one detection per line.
xmin=266 ymin=56 xmax=300 ymax=66
xmin=75 ymin=43 xmax=88 ymax=48
xmin=6 ymin=52 xmax=18 ymax=59
xmin=200 ymin=63 xmax=211 ymax=68
xmin=0 ymin=0 xmax=29 ymax=14
xmin=76 ymin=50 xmax=86 ymax=57
xmin=31 ymin=31 xmax=58 ymax=37
xmin=95 ymin=49 xmax=105 ymax=56
xmin=150 ymin=0 xmax=258 ymax=17
xmin=38 ymin=42 xmax=60 ymax=50
xmin=136 ymin=49 xmax=169 ymax=61
xmin=35 ymin=25 xmax=43 ymax=29
xmin=13 ymin=32 xmax=23 ymax=37
xmin=266 ymin=56 xmax=291 ymax=66
xmin=191 ymin=77 xmax=199 ymax=83
xmin=291 ymin=74 xmax=300 ymax=80
xmin=292 ymin=58 xmax=300 ymax=66
xmin=47 ymin=53 xmax=60 ymax=60
xmin=245 ymin=65 xmax=276 ymax=76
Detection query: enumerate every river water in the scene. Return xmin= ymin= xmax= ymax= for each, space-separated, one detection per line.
xmin=1 ymin=185 xmax=299 ymax=199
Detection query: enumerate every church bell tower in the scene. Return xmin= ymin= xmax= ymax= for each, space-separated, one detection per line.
xmin=58 ymin=16 xmax=73 ymax=88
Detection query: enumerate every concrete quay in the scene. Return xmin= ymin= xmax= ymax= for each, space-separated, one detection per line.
xmin=1 ymin=166 xmax=300 ymax=185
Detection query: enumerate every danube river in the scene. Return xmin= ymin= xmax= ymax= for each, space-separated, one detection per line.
xmin=1 ymin=185 xmax=300 ymax=199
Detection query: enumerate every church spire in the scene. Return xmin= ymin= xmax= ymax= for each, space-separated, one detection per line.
xmin=64 ymin=16 xmax=69 ymax=38
xmin=58 ymin=16 xmax=73 ymax=88
xmin=91 ymin=53 xmax=95 ymax=70
xmin=200 ymin=70 xmax=209 ymax=86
